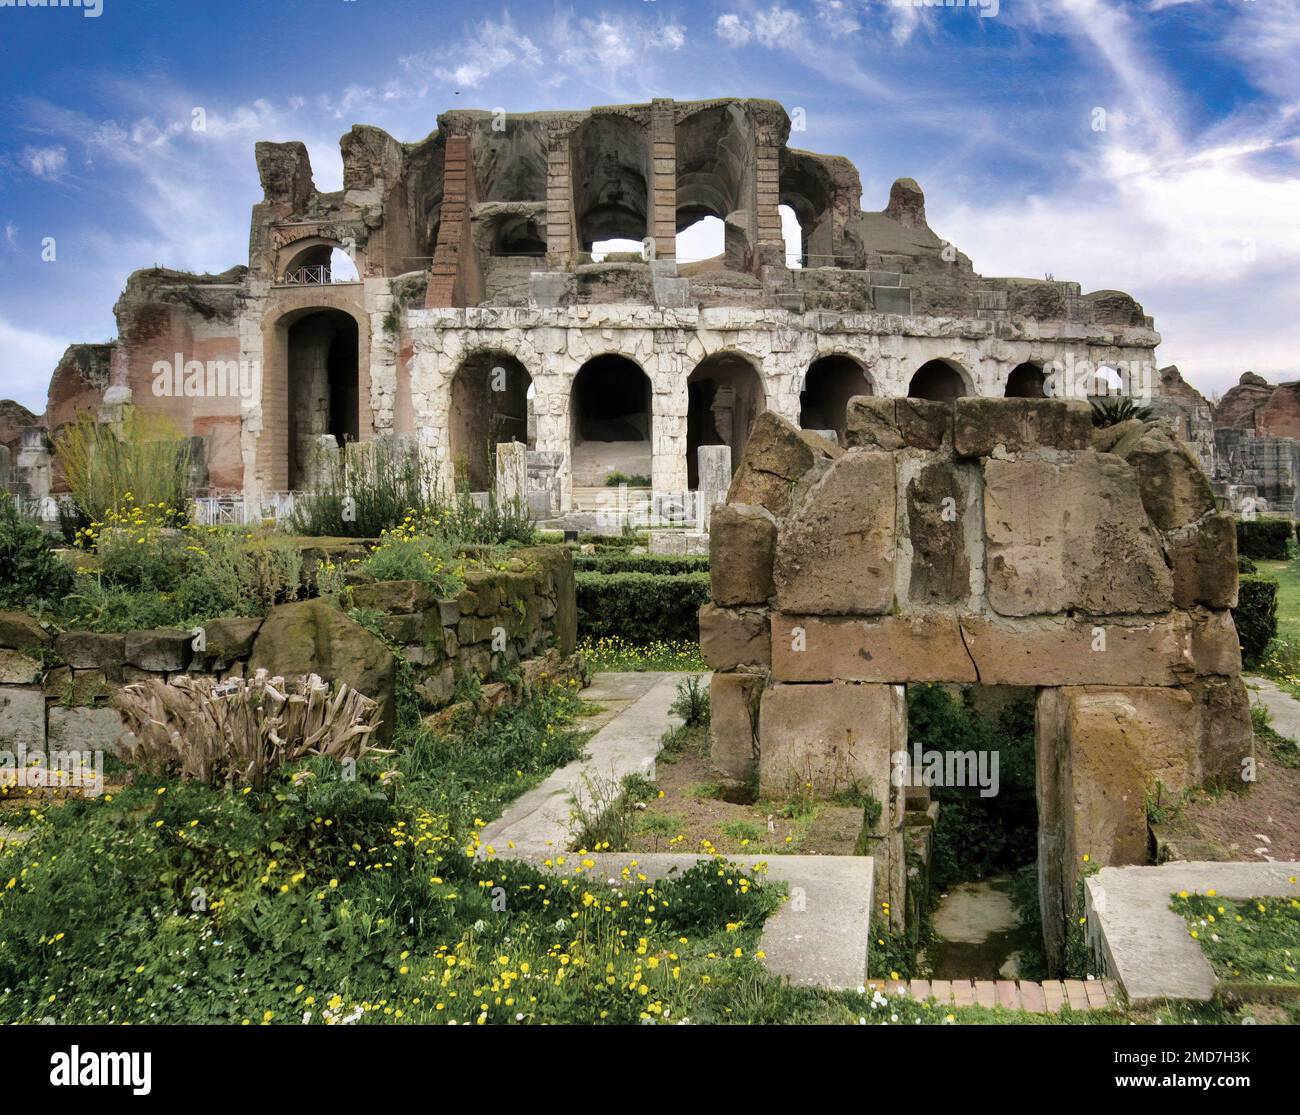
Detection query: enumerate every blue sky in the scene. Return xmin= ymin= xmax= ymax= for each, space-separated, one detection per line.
xmin=1 ymin=0 xmax=1297 ymax=413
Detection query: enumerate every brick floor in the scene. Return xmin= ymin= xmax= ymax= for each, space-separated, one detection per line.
xmin=865 ymin=977 xmax=1118 ymax=1014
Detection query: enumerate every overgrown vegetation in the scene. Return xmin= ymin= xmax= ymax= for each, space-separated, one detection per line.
xmin=577 ymin=635 xmax=706 ymax=673
xmin=0 ymin=492 xmax=74 ymax=612
xmin=1235 ymin=575 xmax=1279 ymax=667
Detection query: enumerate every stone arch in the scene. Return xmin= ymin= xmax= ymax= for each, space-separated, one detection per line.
xmin=909 ymin=359 xmax=971 ymax=402
xmin=687 ymin=351 xmax=766 ymax=487
xmin=1005 ymin=361 xmax=1048 ymax=398
xmin=571 ymin=115 xmax=651 ymax=250
xmin=675 ymin=104 xmax=754 ymax=270
xmin=800 ymin=354 xmax=873 ymax=444
xmin=448 ymin=350 xmax=533 ymax=491
xmin=277 ymin=237 xmax=360 ymax=284
xmin=258 ymin=297 xmax=372 ymax=493
xmin=569 ymin=353 xmax=652 ymax=488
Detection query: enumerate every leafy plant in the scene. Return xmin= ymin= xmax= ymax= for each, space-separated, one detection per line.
xmin=1233 ymin=576 xmax=1278 ymax=666
xmin=0 ymin=492 xmax=75 ymax=611
xmin=1089 ymin=396 xmax=1153 ymax=427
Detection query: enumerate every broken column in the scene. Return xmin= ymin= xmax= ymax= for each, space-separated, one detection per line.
xmin=697 ymin=443 xmax=731 ymax=530
xmin=495 ymin=440 xmax=527 ymax=509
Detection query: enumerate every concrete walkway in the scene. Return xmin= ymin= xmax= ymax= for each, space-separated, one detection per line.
xmin=479 ymin=671 xmax=686 ymax=856
xmin=481 ymin=670 xmax=877 ymax=991
xmin=1245 ymin=674 xmax=1300 ymax=743
xmin=1085 ymin=860 xmax=1300 ymax=1003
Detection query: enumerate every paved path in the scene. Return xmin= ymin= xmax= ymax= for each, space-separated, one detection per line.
xmin=1244 ymin=674 xmax=1300 ymax=743
xmin=479 ymin=671 xmax=686 ymax=855
xmin=481 ymin=670 xmax=877 ymax=991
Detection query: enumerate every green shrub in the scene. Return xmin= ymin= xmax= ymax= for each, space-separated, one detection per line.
xmin=603 ymin=472 xmax=651 ymax=487
xmin=1238 ymin=555 xmax=1257 ymax=574
xmin=290 ymin=438 xmax=439 ymax=538
xmin=1233 ymin=576 xmax=1278 ymax=666
xmin=573 ymin=552 xmax=709 ymax=575
xmin=575 ymin=570 xmax=710 ymax=643
xmin=669 ymin=674 xmax=710 ymax=727
xmin=1236 ymin=518 xmax=1292 ymax=560
xmin=55 ymin=409 xmax=192 ymax=524
xmin=0 ymin=493 xmax=75 ymax=611
xmin=577 ymin=533 xmax=646 ymax=548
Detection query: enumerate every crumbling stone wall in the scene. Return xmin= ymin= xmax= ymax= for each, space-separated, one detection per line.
xmin=702 ymin=399 xmax=1251 ymax=969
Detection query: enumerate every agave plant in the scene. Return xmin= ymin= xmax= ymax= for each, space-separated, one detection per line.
xmin=114 ymin=671 xmax=382 ymax=788
xmin=1090 ymin=395 xmax=1154 ymax=427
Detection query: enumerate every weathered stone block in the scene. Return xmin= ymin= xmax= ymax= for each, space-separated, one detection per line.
xmin=709 ymin=672 xmax=763 ymax=784
xmin=0 ymin=686 xmax=44 ymax=748
xmin=709 ymin=503 xmax=776 ymax=606
xmin=774 ymin=450 xmax=896 ymax=614
xmin=48 ymin=705 xmax=129 ymax=757
xmin=770 ymin=613 xmax=976 ymax=683
xmin=699 ymin=604 xmax=770 ymax=669
xmin=983 ymin=452 xmax=1172 ymax=616
xmin=728 ymin=410 xmax=840 ymax=518
xmin=905 ymin=458 xmax=971 ymax=605
xmin=125 ymin=629 xmax=193 ymax=672
xmin=758 ymin=681 xmax=903 ymax=799
xmin=0 ymin=649 xmax=41 ymax=685
xmin=1110 ymin=422 xmax=1215 ymax=530
xmin=249 ymin=598 xmax=397 ymax=743
xmin=461 ymin=571 xmax=505 ymax=616
xmin=1165 ymin=512 xmax=1237 ymax=609
xmin=53 ymin=631 xmax=125 ymax=671
xmin=201 ymin=617 xmax=263 ymax=663
xmin=0 ymin=611 xmax=52 ymax=652
xmin=1187 ymin=674 xmax=1253 ymax=785
xmin=953 ymin=397 xmax=1091 ymax=457
xmin=350 ymin=579 xmax=433 ymax=615
xmin=1189 ymin=608 xmax=1242 ymax=677
xmin=844 ymin=397 xmax=905 ymax=450
xmin=42 ymin=667 xmax=107 ymax=706
xmin=896 ymin=399 xmax=953 ymax=451
xmin=959 ymin=614 xmax=1194 ymax=686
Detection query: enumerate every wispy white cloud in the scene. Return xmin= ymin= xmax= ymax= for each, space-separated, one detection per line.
xmin=20 ymin=145 xmax=68 ymax=180
xmin=0 ymin=316 xmax=69 ymax=412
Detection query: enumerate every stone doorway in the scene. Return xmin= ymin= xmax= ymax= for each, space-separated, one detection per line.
xmin=569 ymin=355 xmax=652 ymax=487
xmin=686 ymin=353 xmax=765 ymax=488
xmin=286 ymin=309 xmax=359 ymax=490
xmin=449 ymin=351 xmax=532 ymax=491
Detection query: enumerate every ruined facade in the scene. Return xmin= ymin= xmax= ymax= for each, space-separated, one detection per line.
xmin=1210 ymin=372 xmax=1300 ymax=515
xmin=702 ymin=398 xmax=1251 ymax=969
xmin=13 ymin=99 xmax=1161 ymax=512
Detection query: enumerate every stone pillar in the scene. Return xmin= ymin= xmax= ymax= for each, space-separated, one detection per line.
xmin=495 ymin=440 xmax=527 ymax=508
xmin=545 ymin=136 xmax=575 ymax=267
xmin=0 ymin=443 xmax=11 ymax=493
xmin=754 ymin=124 xmax=786 ymax=269
xmin=697 ymin=443 xmax=732 ymax=530
xmin=15 ymin=427 xmax=52 ymax=499
xmin=303 ymin=434 xmax=339 ymax=491
xmin=648 ymin=98 xmax=677 ymax=261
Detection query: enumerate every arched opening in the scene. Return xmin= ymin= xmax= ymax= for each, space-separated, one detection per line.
xmin=286 ymin=310 xmax=359 ymax=489
xmin=572 ymin=116 xmax=649 ymax=251
xmin=779 ymin=204 xmax=804 ymax=269
xmin=570 ymin=355 xmax=652 ymax=488
xmin=800 ymin=355 xmax=872 ymax=444
xmin=675 ymin=215 xmax=725 ymax=268
xmin=492 ymin=215 xmax=547 ymax=258
xmin=1005 ymin=362 xmax=1047 ymax=398
xmin=909 ymin=360 xmax=969 ymax=402
xmin=281 ymin=241 xmax=358 ymax=285
xmin=590 ymin=239 xmax=644 ymax=262
xmin=687 ymin=353 xmax=766 ymax=488
xmin=450 ymin=352 xmax=533 ymax=491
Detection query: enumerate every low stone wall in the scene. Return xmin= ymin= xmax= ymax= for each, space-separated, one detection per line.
xmin=702 ymin=402 xmax=1252 ymax=967
xmin=0 ymin=544 xmax=577 ymax=754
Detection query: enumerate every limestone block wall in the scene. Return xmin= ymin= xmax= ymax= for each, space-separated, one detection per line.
xmin=0 ymin=546 xmax=577 ymax=759
xmin=701 ymin=399 xmax=1251 ymax=967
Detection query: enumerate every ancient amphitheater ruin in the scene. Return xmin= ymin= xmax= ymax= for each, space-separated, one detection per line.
xmin=2 ymin=98 xmax=1173 ymax=517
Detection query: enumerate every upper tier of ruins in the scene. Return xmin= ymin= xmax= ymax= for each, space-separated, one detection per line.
xmin=2 ymin=97 xmax=1274 ymax=515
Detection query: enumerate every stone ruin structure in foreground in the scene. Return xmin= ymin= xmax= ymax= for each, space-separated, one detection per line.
xmin=5 ymin=98 xmax=1163 ymax=516
xmin=702 ymin=396 xmax=1251 ymax=969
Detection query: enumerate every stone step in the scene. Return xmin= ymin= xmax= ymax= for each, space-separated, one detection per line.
xmin=864 ymin=977 xmax=1119 ymax=1013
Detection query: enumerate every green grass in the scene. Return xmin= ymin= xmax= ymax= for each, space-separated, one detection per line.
xmin=1175 ymin=892 xmax=1300 ymax=990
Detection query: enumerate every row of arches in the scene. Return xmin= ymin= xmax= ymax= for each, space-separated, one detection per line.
xmin=445 ymin=351 xmax=1051 ymax=492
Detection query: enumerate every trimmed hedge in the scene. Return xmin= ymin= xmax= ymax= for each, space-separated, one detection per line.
xmin=575 ymin=570 xmax=710 ymax=643
xmin=573 ymin=552 xmax=709 ymax=576
xmin=1236 ymin=518 xmax=1292 ymax=560
xmin=1232 ymin=576 xmax=1278 ymax=667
